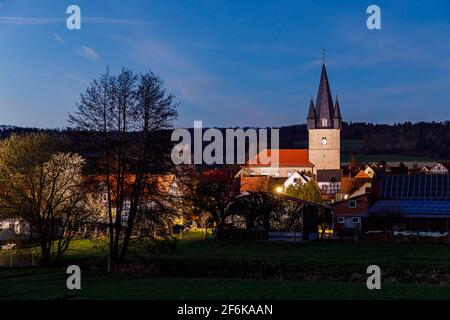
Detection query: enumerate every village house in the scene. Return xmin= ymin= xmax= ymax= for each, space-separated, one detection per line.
xmin=428 ymin=162 xmax=450 ymax=174
xmin=332 ymin=173 xmax=450 ymax=239
xmin=331 ymin=193 xmax=370 ymax=237
xmin=93 ymin=173 xmax=186 ymax=227
xmin=0 ymin=218 xmax=29 ymax=240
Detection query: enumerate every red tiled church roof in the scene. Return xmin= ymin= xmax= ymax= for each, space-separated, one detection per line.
xmin=248 ymin=149 xmax=314 ymax=167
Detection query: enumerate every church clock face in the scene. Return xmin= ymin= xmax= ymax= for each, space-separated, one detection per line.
xmin=321 ymin=137 xmax=328 ymax=145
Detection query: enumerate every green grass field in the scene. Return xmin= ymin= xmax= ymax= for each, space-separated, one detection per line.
xmin=49 ymin=237 xmax=450 ymax=274
xmin=1 ymin=268 xmax=450 ymax=300
xmin=2 ymin=234 xmax=450 ymax=300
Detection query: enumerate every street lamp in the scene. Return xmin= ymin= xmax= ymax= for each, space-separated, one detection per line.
xmin=275 ymin=186 xmax=283 ymax=194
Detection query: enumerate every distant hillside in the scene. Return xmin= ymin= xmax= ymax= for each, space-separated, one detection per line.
xmin=0 ymin=121 xmax=449 ymax=161
xmin=280 ymin=122 xmax=450 ymax=160
xmin=0 ymin=125 xmax=60 ymax=138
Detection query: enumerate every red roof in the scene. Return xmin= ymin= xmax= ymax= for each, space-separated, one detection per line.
xmin=354 ymin=170 xmax=371 ymax=179
xmin=240 ymin=176 xmax=270 ymax=193
xmin=442 ymin=162 xmax=450 ymax=170
xmin=248 ymin=149 xmax=314 ymax=167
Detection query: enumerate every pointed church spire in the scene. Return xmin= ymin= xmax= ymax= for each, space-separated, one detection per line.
xmin=307 ymin=97 xmax=316 ymax=129
xmin=315 ymin=63 xmax=334 ymax=128
xmin=334 ymin=96 xmax=342 ymax=119
xmin=333 ymin=95 xmax=342 ymax=129
xmin=307 ymin=98 xmax=316 ymax=119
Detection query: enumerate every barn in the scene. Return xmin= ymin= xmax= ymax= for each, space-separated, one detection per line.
xmin=364 ymin=174 xmax=450 ymax=233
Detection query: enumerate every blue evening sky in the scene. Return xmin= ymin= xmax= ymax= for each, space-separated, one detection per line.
xmin=1 ymin=0 xmax=450 ymax=128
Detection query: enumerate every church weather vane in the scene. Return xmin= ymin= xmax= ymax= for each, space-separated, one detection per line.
xmin=322 ymin=48 xmax=326 ymax=64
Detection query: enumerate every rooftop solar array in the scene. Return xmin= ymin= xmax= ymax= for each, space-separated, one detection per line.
xmin=370 ymin=200 xmax=450 ymax=215
xmin=380 ymin=175 xmax=450 ymax=201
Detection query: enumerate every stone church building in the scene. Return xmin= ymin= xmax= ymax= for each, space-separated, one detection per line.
xmin=244 ymin=63 xmax=342 ymax=196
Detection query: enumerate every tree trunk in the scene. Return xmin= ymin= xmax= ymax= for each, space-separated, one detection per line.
xmin=40 ymin=239 xmax=51 ymax=266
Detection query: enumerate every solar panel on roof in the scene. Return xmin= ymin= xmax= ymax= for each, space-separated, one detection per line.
xmin=380 ymin=175 xmax=450 ymax=201
xmin=370 ymin=200 xmax=450 ymax=215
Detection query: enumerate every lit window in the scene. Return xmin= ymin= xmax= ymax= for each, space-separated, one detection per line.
xmin=348 ymin=200 xmax=357 ymax=208
xmin=337 ymin=217 xmax=345 ymax=224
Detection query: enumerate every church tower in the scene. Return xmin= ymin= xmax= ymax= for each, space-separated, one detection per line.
xmin=307 ymin=63 xmax=341 ymax=173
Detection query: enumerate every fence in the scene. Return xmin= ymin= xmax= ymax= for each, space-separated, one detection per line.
xmin=268 ymin=231 xmax=319 ymax=242
xmin=268 ymin=232 xmax=303 ymax=242
xmin=0 ymin=251 xmax=38 ymax=268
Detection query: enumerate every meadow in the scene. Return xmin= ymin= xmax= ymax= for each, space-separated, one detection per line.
xmin=1 ymin=232 xmax=450 ymax=299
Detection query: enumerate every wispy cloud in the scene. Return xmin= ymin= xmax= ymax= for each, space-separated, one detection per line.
xmin=112 ymin=36 xmax=284 ymax=127
xmin=75 ymin=46 xmax=100 ymax=60
xmin=83 ymin=17 xmax=169 ymax=25
xmin=53 ymin=33 xmax=64 ymax=44
xmin=0 ymin=16 xmax=169 ymax=26
xmin=0 ymin=16 xmax=64 ymax=25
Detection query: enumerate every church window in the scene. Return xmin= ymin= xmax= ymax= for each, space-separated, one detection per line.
xmin=321 ymin=118 xmax=328 ymax=127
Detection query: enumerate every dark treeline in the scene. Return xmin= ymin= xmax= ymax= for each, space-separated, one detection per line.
xmin=280 ymin=121 xmax=450 ymax=159
xmin=1 ymin=121 xmax=449 ymax=161
xmin=0 ymin=126 xmax=60 ymax=139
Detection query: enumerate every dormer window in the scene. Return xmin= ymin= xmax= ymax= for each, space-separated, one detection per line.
xmin=321 ymin=118 xmax=328 ymax=127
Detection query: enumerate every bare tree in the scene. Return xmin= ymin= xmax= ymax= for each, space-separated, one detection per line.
xmin=69 ymin=67 xmax=178 ymax=264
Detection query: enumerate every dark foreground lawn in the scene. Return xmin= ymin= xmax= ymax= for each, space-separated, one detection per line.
xmin=55 ymin=237 xmax=450 ymax=272
xmin=1 ymin=268 xmax=450 ymax=300
xmin=2 ymin=235 xmax=450 ymax=299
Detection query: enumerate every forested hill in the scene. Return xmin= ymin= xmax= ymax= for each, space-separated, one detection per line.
xmin=0 ymin=121 xmax=449 ymax=160
xmin=279 ymin=121 xmax=450 ymax=159
xmin=0 ymin=126 xmax=60 ymax=138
